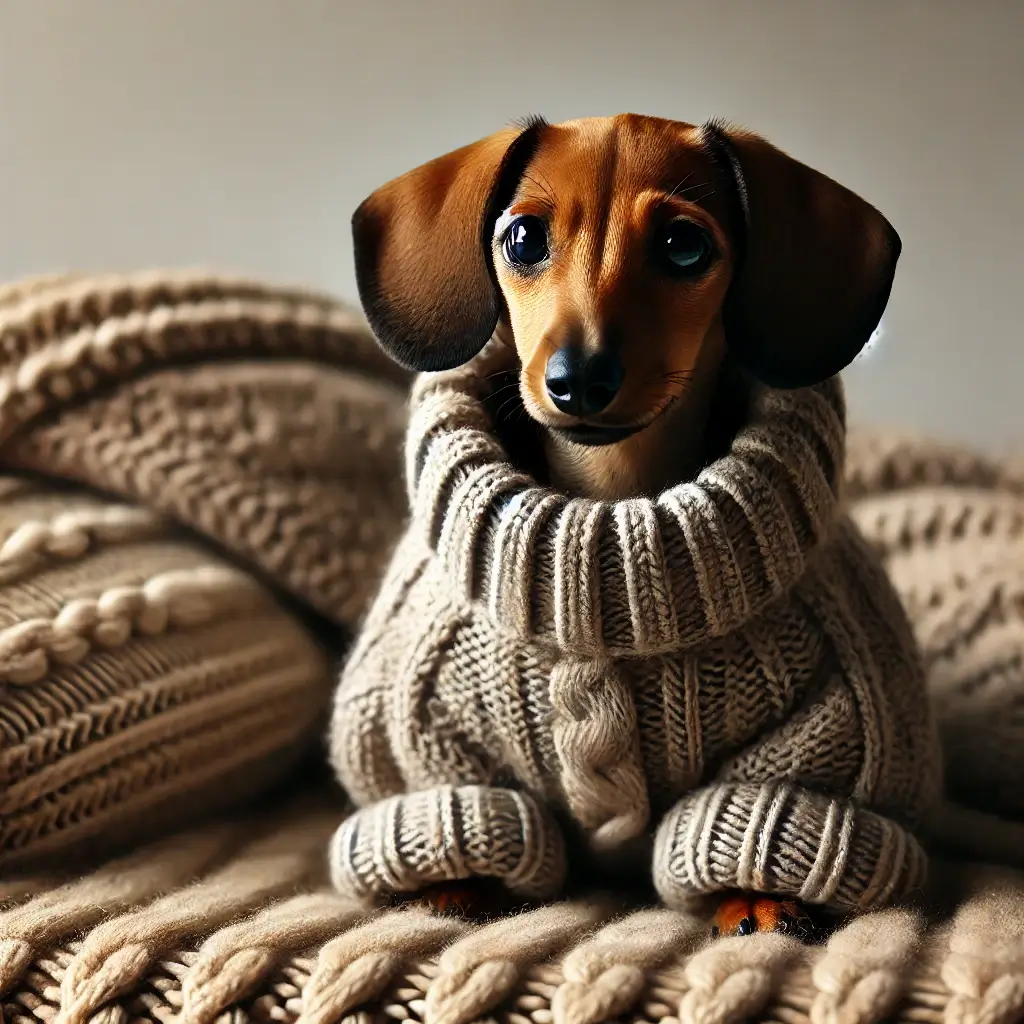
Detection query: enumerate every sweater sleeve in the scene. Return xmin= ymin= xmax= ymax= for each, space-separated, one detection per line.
xmin=711 ymin=673 xmax=865 ymax=798
xmin=708 ymin=519 xmax=942 ymax=830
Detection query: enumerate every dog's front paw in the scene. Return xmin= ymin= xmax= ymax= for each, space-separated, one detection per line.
xmin=711 ymin=895 xmax=814 ymax=939
xmin=392 ymin=878 xmax=516 ymax=921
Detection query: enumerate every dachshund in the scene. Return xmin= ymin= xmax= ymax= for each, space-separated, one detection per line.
xmin=350 ymin=114 xmax=900 ymax=935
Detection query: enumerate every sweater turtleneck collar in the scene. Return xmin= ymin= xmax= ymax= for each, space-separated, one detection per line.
xmin=405 ymin=343 xmax=846 ymax=658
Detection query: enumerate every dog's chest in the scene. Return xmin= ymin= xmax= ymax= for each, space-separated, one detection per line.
xmin=417 ymin=560 xmax=828 ymax=816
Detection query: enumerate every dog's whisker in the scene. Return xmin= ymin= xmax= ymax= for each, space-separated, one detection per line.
xmin=522 ymin=172 xmax=557 ymax=208
xmin=495 ymin=395 xmax=523 ymax=421
xmin=674 ymin=179 xmax=715 ymax=198
xmin=495 ymin=387 xmax=531 ymax=422
xmin=666 ymin=174 xmax=694 ymax=200
xmin=487 ymin=382 xmax=523 ymax=402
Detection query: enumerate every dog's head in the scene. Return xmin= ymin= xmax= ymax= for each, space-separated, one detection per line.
xmin=352 ymin=114 xmax=900 ymax=447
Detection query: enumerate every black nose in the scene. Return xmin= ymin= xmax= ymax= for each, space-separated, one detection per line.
xmin=544 ymin=348 xmax=624 ymax=417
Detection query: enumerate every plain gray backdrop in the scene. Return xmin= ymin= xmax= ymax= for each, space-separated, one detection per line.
xmin=1 ymin=1 xmax=1020 ymax=451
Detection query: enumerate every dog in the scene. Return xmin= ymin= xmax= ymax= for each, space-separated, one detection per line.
xmin=349 ymin=114 xmax=900 ymax=935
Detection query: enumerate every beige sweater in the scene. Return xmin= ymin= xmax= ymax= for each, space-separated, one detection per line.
xmin=329 ymin=346 xmax=943 ymax=912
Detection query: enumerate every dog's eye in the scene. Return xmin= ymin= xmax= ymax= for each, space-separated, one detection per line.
xmin=656 ymin=220 xmax=713 ymax=276
xmin=504 ymin=216 xmax=549 ymax=268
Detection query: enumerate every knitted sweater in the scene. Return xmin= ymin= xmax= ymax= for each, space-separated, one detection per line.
xmin=328 ymin=346 xmax=943 ymax=912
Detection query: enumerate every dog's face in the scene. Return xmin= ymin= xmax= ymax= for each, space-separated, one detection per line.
xmin=352 ymin=113 xmax=900 ymax=450
xmin=489 ymin=116 xmax=735 ymax=445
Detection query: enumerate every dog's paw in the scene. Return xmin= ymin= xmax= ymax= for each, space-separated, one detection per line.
xmin=391 ymin=878 xmax=513 ymax=920
xmin=711 ymin=894 xmax=814 ymax=939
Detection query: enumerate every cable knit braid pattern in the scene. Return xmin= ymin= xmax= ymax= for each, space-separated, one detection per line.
xmin=5 ymin=789 xmax=1024 ymax=1024
xmin=0 ymin=271 xmax=411 ymax=869
xmin=328 ymin=343 xmax=942 ymax=913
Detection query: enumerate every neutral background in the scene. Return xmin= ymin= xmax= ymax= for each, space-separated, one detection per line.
xmin=1 ymin=1 xmax=1020 ymax=450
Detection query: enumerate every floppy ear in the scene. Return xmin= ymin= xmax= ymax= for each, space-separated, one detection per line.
xmin=352 ymin=120 xmax=546 ymax=372
xmin=702 ymin=121 xmax=901 ymax=389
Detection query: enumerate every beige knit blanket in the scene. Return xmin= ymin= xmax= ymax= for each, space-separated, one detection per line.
xmin=846 ymin=431 xmax=1024 ymax=858
xmin=4 ymin=789 xmax=1024 ymax=1024
xmin=0 ymin=271 xmax=410 ymax=623
xmin=3 ymin=271 xmax=1024 ymax=1024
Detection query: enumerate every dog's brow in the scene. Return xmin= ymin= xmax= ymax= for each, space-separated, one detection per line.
xmin=586 ymin=121 xmax=622 ymax=283
xmin=666 ymin=174 xmax=695 ymax=199
xmin=522 ymin=171 xmax=557 ymax=207
xmin=492 ymin=177 xmax=557 ymax=241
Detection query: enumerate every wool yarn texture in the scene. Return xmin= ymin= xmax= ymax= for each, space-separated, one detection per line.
xmin=0 ymin=271 xmax=410 ymax=868
xmin=4 ymin=270 xmax=1024 ymax=1024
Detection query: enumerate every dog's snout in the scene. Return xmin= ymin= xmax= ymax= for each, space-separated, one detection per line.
xmin=544 ymin=348 xmax=624 ymax=417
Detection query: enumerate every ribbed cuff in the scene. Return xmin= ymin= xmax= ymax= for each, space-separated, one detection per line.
xmin=652 ymin=781 xmax=927 ymax=912
xmin=329 ymin=785 xmax=567 ymax=901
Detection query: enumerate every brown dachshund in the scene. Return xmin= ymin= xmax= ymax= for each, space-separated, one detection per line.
xmin=351 ymin=114 xmax=900 ymax=934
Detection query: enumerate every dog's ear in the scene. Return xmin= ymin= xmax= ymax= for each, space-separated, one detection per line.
xmin=352 ymin=120 xmax=546 ymax=372
xmin=702 ymin=121 xmax=901 ymax=390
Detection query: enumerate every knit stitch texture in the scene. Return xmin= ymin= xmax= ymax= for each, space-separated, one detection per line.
xmin=5 ymin=787 xmax=1024 ymax=1024
xmin=846 ymin=429 xmax=1024 ymax=841
xmin=0 ymin=271 xmax=409 ymax=867
xmin=328 ymin=344 xmax=944 ymax=912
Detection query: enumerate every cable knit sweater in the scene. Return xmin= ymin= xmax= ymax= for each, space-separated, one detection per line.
xmin=328 ymin=346 xmax=943 ymax=912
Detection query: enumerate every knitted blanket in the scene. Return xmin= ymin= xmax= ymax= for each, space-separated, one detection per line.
xmin=5 ymin=789 xmax=1024 ymax=1024
xmin=328 ymin=345 xmax=945 ymax=914
xmin=846 ymin=431 xmax=1024 ymax=849
xmin=0 ymin=271 xmax=409 ymax=623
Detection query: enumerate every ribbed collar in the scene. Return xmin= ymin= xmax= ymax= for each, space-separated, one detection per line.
xmin=406 ymin=343 xmax=846 ymax=657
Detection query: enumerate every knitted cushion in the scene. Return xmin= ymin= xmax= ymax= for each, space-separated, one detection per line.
xmin=0 ymin=479 xmax=330 ymax=868
xmin=0 ymin=272 xmax=411 ymax=869
xmin=846 ymin=431 xmax=1024 ymax=831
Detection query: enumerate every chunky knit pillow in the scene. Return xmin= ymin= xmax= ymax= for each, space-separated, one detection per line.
xmin=0 ymin=272 xmax=410 ymax=870
xmin=0 ymin=480 xmax=331 ymax=868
